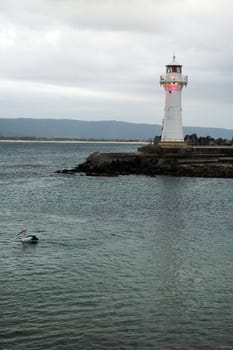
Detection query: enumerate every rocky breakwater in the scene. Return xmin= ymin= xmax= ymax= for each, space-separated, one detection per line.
xmin=57 ymin=145 xmax=233 ymax=178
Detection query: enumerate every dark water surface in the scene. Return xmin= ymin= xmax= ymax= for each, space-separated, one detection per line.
xmin=1 ymin=142 xmax=233 ymax=350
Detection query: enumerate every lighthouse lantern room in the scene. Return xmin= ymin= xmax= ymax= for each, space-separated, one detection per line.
xmin=159 ymin=55 xmax=188 ymax=147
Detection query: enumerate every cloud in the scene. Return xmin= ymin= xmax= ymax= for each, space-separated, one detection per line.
xmin=0 ymin=0 xmax=232 ymax=128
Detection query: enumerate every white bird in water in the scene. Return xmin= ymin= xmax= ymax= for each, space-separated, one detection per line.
xmin=16 ymin=229 xmax=39 ymax=243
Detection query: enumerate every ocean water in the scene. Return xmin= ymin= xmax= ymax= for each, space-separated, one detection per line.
xmin=1 ymin=141 xmax=233 ymax=350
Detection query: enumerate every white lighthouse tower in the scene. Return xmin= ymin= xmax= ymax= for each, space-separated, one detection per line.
xmin=160 ymin=55 xmax=188 ymax=147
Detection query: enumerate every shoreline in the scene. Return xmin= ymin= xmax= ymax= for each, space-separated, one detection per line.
xmin=0 ymin=139 xmax=147 ymax=145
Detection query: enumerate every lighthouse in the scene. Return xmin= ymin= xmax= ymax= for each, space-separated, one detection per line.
xmin=159 ymin=55 xmax=188 ymax=147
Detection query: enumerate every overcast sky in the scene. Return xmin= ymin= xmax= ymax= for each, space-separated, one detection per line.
xmin=0 ymin=0 xmax=232 ymax=129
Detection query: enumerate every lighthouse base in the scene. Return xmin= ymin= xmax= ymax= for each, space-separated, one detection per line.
xmin=158 ymin=141 xmax=188 ymax=148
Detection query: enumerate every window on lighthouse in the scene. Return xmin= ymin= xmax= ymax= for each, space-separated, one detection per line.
xmin=167 ymin=66 xmax=182 ymax=73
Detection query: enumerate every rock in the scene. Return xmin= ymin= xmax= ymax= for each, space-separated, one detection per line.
xmin=56 ymin=144 xmax=233 ymax=178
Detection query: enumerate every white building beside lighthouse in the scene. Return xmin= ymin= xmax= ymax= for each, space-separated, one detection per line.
xmin=160 ymin=55 xmax=188 ymax=146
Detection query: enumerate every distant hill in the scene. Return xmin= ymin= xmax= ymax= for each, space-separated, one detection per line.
xmin=0 ymin=118 xmax=232 ymax=140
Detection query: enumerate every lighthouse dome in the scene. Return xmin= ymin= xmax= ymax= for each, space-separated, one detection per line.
xmin=166 ymin=55 xmax=182 ymax=67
